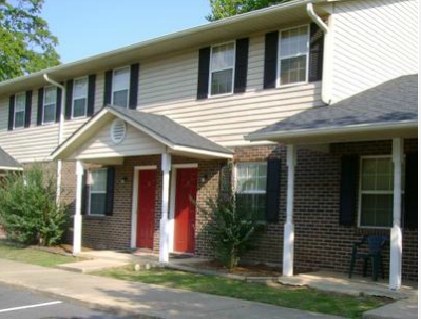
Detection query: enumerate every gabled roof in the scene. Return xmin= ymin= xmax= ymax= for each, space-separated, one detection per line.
xmin=247 ymin=75 xmax=418 ymax=143
xmin=52 ymin=106 xmax=233 ymax=160
xmin=0 ymin=147 xmax=22 ymax=170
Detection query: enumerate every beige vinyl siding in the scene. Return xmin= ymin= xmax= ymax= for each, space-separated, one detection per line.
xmin=330 ymin=0 xmax=418 ymax=103
xmin=0 ymin=72 xmax=105 ymax=163
xmin=138 ymin=34 xmax=324 ymax=146
xmin=71 ymin=121 xmax=165 ymax=159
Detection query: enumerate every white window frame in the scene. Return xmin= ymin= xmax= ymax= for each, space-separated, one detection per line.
xmin=112 ymin=66 xmax=130 ymax=108
xmin=42 ymin=86 xmax=57 ymax=125
xmin=14 ymin=92 xmax=26 ymax=129
xmin=277 ymin=24 xmax=310 ymax=88
xmin=72 ymin=76 xmax=88 ymax=119
xmin=208 ymin=41 xmax=236 ymax=97
xmin=89 ymin=168 xmax=108 ymax=216
xmin=358 ymin=155 xmax=405 ymax=229
xmin=234 ymin=162 xmax=267 ymax=220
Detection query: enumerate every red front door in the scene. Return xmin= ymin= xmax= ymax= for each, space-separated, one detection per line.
xmin=174 ymin=168 xmax=197 ymax=253
xmin=136 ymin=169 xmax=156 ymax=249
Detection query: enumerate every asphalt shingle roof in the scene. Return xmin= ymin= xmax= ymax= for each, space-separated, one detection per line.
xmin=108 ymin=106 xmax=233 ymax=155
xmin=0 ymin=147 xmax=21 ymax=169
xmin=249 ymin=75 xmax=418 ymax=137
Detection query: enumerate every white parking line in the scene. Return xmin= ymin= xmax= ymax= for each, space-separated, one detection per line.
xmin=0 ymin=301 xmax=62 ymax=313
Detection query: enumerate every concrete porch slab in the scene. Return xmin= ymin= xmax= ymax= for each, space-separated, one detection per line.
xmin=279 ymin=270 xmax=417 ymax=299
xmin=56 ymin=258 xmax=130 ymax=273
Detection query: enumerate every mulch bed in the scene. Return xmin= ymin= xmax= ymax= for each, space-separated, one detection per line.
xmin=184 ymin=259 xmax=311 ymax=277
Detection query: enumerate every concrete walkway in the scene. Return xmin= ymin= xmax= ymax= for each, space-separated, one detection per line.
xmin=0 ymin=258 xmax=344 ymax=319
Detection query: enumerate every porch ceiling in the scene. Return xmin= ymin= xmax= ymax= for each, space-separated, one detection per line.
xmin=51 ymin=106 xmax=233 ymax=162
xmin=246 ymin=75 xmax=418 ymax=145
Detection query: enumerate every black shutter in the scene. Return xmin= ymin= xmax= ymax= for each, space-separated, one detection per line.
xmin=197 ymin=47 xmax=211 ymax=100
xmin=309 ymin=23 xmax=324 ymax=82
xmin=103 ymin=70 xmax=113 ymax=106
xmin=129 ymin=63 xmax=139 ymax=110
xmin=266 ymin=158 xmax=281 ymax=222
xmin=105 ymin=166 xmax=115 ymax=216
xmin=65 ymin=80 xmax=73 ymax=120
xmin=404 ymin=153 xmax=417 ymax=230
xmin=339 ymin=155 xmax=359 ymax=227
xmin=264 ymin=31 xmax=278 ymax=89
xmin=81 ymin=169 xmax=89 ymax=215
xmin=55 ymin=87 xmax=62 ymax=123
xmin=24 ymin=90 xmax=32 ymax=128
xmin=8 ymin=95 xmax=15 ymax=131
xmin=37 ymin=88 xmax=44 ymax=126
xmin=87 ymin=74 xmax=96 ymax=116
xmin=234 ymin=38 xmax=249 ymax=93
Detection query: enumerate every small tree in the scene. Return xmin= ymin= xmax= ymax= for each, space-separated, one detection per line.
xmin=0 ymin=165 xmax=68 ymax=246
xmin=197 ymin=195 xmax=263 ymax=269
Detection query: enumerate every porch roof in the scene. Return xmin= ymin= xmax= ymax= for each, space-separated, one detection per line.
xmin=246 ymin=75 xmax=418 ymax=144
xmin=51 ymin=106 xmax=233 ymax=160
xmin=0 ymin=147 xmax=22 ymax=171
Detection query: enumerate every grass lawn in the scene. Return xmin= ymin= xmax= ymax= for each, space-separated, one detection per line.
xmin=93 ymin=266 xmax=391 ymax=319
xmin=0 ymin=241 xmax=81 ymax=267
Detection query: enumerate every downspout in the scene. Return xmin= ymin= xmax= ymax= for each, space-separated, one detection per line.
xmin=43 ymin=74 xmax=65 ymax=203
xmin=306 ymin=2 xmax=331 ymax=105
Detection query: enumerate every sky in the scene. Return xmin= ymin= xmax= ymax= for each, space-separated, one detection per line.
xmin=41 ymin=0 xmax=211 ymax=64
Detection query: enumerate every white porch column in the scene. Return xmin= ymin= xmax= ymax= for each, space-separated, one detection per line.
xmin=283 ymin=144 xmax=296 ymax=277
xmin=159 ymin=153 xmax=172 ymax=264
xmin=389 ymin=138 xmax=403 ymax=290
xmin=73 ymin=160 xmax=84 ymax=255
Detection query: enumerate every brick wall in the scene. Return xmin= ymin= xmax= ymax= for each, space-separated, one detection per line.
xmin=61 ymin=155 xmax=225 ymax=253
xmin=230 ymin=139 xmax=417 ymax=281
xmin=59 ymin=139 xmax=417 ymax=281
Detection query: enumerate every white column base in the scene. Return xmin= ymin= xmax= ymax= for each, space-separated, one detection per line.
xmin=283 ymin=222 xmax=294 ymax=277
xmin=389 ymin=225 xmax=402 ymax=290
xmin=73 ymin=214 xmax=82 ymax=255
xmin=159 ymin=218 xmax=169 ymax=264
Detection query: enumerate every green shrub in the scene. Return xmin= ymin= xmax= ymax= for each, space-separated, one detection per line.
xmin=0 ymin=165 xmax=68 ymax=246
xmin=197 ymin=196 xmax=263 ymax=269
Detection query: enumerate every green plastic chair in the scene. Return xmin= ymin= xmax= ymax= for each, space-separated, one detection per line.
xmin=348 ymin=235 xmax=389 ymax=281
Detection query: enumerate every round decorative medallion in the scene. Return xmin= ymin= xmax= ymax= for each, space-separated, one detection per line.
xmin=110 ymin=118 xmax=127 ymax=144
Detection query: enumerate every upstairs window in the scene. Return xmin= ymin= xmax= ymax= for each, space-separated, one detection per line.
xmin=235 ymin=162 xmax=267 ymax=220
xmin=278 ymin=25 xmax=309 ymax=86
xmin=209 ymin=42 xmax=235 ymax=95
xmin=43 ymin=86 xmax=57 ymax=124
xmin=89 ymin=169 xmax=108 ymax=216
xmin=112 ymin=67 xmax=130 ymax=108
xmin=359 ymin=156 xmax=405 ymax=228
xmin=72 ymin=77 xmax=88 ymax=118
xmin=14 ymin=92 xmax=26 ymax=129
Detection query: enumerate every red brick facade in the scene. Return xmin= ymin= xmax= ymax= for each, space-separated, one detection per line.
xmin=60 ymin=139 xmax=417 ymax=281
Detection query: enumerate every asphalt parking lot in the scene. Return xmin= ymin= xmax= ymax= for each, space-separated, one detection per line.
xmin=0 ymin=284 xmax=136 ymax=319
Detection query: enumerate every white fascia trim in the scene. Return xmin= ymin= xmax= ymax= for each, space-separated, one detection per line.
xmin=0 ymin=166 xmax=23 ymax=171
xmin=51 ymin=108 xmax=110 ymax=159
xmin=107 ymin=108 xmax=175 ymax=149
xmin=0 ymin=0 xmax=321 ymax=93
xmin=171 ymin=145 xmax=233 ymax=159
xmin=246 ymin=121 xmax=418 ymax=141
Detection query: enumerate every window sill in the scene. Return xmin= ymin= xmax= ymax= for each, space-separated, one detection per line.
xmin=70 ymin=115 xmax=87 ymax=120
xmin=207 ymin=92 xmax=235 ymax=100
xmin=84 ymin=215 xmax=107 ymax=219
xmin=275 ymin=81 xmax=309 ymax=90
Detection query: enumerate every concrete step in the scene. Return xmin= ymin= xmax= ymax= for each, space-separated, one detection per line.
xmin=56 ymin=259 xmax=129 ymax=273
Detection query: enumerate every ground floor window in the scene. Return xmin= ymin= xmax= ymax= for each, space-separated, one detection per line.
xmin=235 ymin=162 xmax=267 ymax=220
xmin=89 ymin=168 xmax=108 ymax=215
xmin=359 ymin=156 xmax=404 ymax=228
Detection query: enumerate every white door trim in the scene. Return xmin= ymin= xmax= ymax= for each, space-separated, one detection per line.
xmin=168 ymin=163 xmax=198 ymax=253
xmin=130 ymin=165 xmax=157 ymax=249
